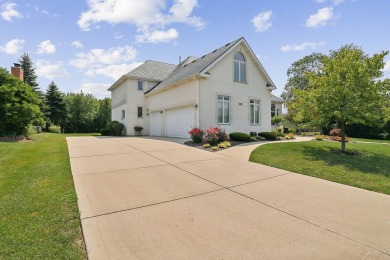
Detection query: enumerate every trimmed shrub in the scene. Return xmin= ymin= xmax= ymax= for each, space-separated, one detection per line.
xmin=203 ymin=143 xmax=211 ymax=148
xmin=229 ymin=132 xmax=251 ymax=142
xmin=276 ymin=131 xmax=285 ymax=137
xmin=258 ymin=132 xmax=277 ymax=140
xmin=111 ymin=122 xmax=124 ymax=136
xmin=249 ymin=131 xmax=257 ymax=137
xmin=100 ymin=129 xmax=111 ymax=136
xmin=314 ymin=134 xmax=326 ymax=141
xmin=250 ymin=137 xmax=257 ymax=141
xmin=106 ymin=120 xmax=119 ymax=133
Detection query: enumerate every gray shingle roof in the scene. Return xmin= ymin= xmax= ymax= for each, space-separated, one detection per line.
xmin=145 ymin=37 xmax=243 ymax=94
xmin=126 ymin=60 xmax=176 ymax=81
xmin=271 ymin=94 xmax=284 ymax=103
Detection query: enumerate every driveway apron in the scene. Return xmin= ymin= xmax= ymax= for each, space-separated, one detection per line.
xmin=67 ymin=136 xmax=390 ymax=259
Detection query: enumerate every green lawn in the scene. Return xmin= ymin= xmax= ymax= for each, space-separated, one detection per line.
xmin=0 ymin=133 xmax=97 ymax=259
xmin=350 ymin=137 xmax=390 ymax=144
xmin=249 ymin=140 xmax=390 ymax=195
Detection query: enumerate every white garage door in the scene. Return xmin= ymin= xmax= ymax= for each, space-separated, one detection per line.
xmin=166 ymin=107 xmax=194 ymax=138
xmin=150 ymin=111 xmax=162 ymax=136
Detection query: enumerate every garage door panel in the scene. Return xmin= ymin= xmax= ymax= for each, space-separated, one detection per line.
xmin=166 ymin=107 xmax=194 ymax=138
xmin=150 ymin=112 xmax=162 ymax=136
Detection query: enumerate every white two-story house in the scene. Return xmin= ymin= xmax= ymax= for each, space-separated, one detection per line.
xmin=108 ymin=37 xmax=282 ymax=138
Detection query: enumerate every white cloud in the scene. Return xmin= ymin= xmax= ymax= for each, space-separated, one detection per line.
xmin=252 ymin=10 xmax=272 ymax=32
xmin=85 ymin=62 xmax=142 ymax=79
xmin=77 ymin=0 xmax=204 ymax=43
xmin=70 ymin=45 xmax=137 ymax=69
xmin=36 ymin=60 xmax=71 ymax=80
xmin=316 ymin=0 xmax=326 ymax=3
xmin=37 ymin=40 xmax=56 ymax=54
xmin=136 ymin=28 xmax=179 ymax=43
xmin=32 ymin=5 xmax=58 ymax=17
xmin=1 ymin=3 xmax=23 ymax=21
xmin=281 ymin=41 xmax=325 ymax=52
xmin=0 ymin=38 xmax=24 ymax=54
xmin=332 ymin=0 xmax=345 ymax=5
xmin=383 ymin=60 xmax=390 ymax=73
xmin=71 ymin=40 xmax=83 ymax=48
xmin=77 ymin=82 xmax=111 ymax=99
xmin=306 ymin=7 xmax=336 ymax=28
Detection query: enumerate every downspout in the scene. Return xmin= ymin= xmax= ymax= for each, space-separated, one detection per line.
xmin=196 ymin=76 xmax=200 ymax=128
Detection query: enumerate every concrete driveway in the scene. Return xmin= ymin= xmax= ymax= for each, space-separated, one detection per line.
xmin=67 ymin=136 xmax=390 ymax=259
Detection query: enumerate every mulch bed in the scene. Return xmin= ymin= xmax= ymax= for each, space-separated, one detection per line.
xmin=184 ymin=140 xmax=268 ymax=152
xmin=0 ymin=136 xmax=27 ymax=142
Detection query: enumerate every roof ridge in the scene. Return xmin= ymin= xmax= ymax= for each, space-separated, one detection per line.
xmin=144 ymin=60 xmax=176 ymax=66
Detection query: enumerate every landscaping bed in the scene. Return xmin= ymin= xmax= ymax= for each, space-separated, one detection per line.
xmin=184 ymin=139 xmax=267 ymax=152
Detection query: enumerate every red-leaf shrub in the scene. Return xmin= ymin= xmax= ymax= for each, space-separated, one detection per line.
xmin=204 ymin=127 xmax=228 ymax=145
xmin=188 ymin=127 xmax=204 ymax=143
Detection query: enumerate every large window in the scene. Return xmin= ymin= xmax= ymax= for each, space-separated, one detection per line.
xmin=234 ymin=52 xmax=246 ymax=83
xmin=137 ymin=107 xmax=143 ymax=118
xmin=271 ymin=104 xmax=276 ymax=117
xmin=217 ymin=96 xmax=230 ymax=124
xmin=250 ymin=99 xmax=260 ymax=124
xmin=138 ymin=80 xmax=143 ymax=91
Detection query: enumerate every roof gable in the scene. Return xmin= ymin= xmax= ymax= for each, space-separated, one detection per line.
xmin=108 ymin=60 xmax=176 ymax=91
xmin=145 ymin=37 xmax=242 ymax=94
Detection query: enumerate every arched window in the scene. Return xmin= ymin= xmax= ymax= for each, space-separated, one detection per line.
xmin=234 ymin=52 xmax=246 ymax=83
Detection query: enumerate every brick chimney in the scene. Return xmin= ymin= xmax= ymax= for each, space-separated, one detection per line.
xmin=11 ymin=63 xmax=24 ymax=81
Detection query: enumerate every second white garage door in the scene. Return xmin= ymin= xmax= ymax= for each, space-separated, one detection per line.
xmin=166 ymin=106 xmax=194 ymax=138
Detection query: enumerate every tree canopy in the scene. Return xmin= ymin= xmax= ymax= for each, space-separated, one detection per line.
xmin=291 ymin=44 xmax=389 ymax=152
xmin=282 ymin=53 xmax=326 ymax=124
xmin=0 ymin=68 xmax=42 ymax=135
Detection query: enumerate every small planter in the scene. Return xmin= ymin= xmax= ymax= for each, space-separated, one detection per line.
xmin=134 ymin=126 xmax=143 ymax=136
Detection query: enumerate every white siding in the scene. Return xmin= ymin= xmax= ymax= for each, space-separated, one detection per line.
xmin=199 ymin=42 xmax=272 ymax=134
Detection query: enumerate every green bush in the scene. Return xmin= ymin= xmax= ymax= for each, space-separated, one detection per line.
xmin=111 ymin=122 xmax=124 ymax=136
xmin=249 ymin=131 xmax=257 ymax=137
xmin=100 ymin=129 xmax=111 ymax=136
xmin=106 ymin=120 xmax=119 ymax=133
xmin=250 ymin=137 xmax=257 ymax=141
xmin=276 ymin=131 xmax=285 ymax=137
xmin=49 ymin=125 xmax=61 ymax=133
xmin=258 ymin=132 xmax=277 ymax=140
xmin=229 ymin=132 xmax=251 ymax=142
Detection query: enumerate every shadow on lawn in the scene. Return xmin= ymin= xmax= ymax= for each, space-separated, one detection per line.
xmin=301 ymin=145 xmax=390 ymax=177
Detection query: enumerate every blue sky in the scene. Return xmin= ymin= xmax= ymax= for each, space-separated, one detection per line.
xmin=1 ymin=0 xmax=389 ymax=99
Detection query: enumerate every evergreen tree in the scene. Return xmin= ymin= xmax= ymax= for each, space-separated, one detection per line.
xmin=19 ymin=53 xmax=39 ymax=91
xmin=45 ymin=82 xmax=67 ymax=130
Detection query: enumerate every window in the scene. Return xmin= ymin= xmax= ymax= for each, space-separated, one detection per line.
xmin=138 ymin=80 xmax=143 ymax=91
xmin=121 ymin=109 xmax=125 ymax=119
xmin=217 ymin=96 xmax=230 ymax=124
xmin=137 ymin=107 xmax=143 ymax=118
xmin=271 ymin=104 xmax=276 ymax=117
xmin=250 ymin=99 xmax=260 ymax=124
xmin=234 ymin=52 xmax=246 ymax=83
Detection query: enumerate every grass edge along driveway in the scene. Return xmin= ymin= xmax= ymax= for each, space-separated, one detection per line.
xmin=0 ymin=133 xmax=92 ymax=259
xmin=249 ymin=140 xmax=390 ymax=195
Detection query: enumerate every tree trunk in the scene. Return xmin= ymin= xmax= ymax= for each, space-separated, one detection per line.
xmin=340 ymin=122 xmax=346 ymax=153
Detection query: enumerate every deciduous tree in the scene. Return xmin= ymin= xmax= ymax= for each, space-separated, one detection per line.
xmin=292 ymin=45 xmax=389 ymax=152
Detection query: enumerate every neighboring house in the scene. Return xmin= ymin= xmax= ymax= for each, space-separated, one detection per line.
xmin=108 ymin=37 xmax=283 ymax=138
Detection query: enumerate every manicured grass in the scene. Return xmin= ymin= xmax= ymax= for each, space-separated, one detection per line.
xmin=249 ymin=140 xmax=390 ymax=195
xmin=350 ymin=137 xmax=390 ymax=144
xmin=0 ymin=133 xmax=98 ymax=259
